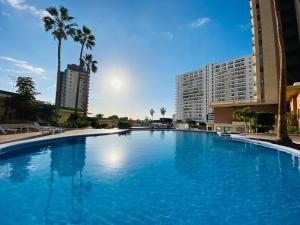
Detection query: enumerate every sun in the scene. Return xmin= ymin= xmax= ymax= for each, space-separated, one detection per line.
xmin=111 ymin=78 xmax=122 ymax=90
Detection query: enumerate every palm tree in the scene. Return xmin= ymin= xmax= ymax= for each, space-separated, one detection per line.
xmin=73 ymin=26 xmax=96 ymax=114
xmin=74 ymin=26 xmax=96 ymax=66
xmin=43 ymin=6 xmax=77 ymax=107
xmin=82 ymin=54 xmax=98 ymax=74
xmin=273 ymin=0 xmax=292 ymax=144
xmin=150 ymin=109 xmax=155 ymax=121
xmin=78 ymin=54 xmax=98 ymax=115
xmin=233 ymin=107 xmax=255 ymax=133
xmin=160 ymin=107 xmax=166 ymax=118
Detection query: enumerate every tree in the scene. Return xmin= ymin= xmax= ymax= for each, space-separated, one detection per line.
xmin=108 ymin=115 xmax=119 ymax=120
xmin=43 ymin=6 xmax=77 ymax=107
xmin=160 ymin=107 xmax=166 ymax=118
xmin=186 ymin=118 xmax=197 ymax=128
xmin=74 ymin=26 xmax=96 ymax=114
xmin=75 ymin=54 xmax=98 ymax=116
xmin=252 ymin=112 xmax=275 ymax=133
xmin=15 ymin=77 xmax=39 ymax=100
xmin=233 ymin=107 xmax=256 ymax=133
xmin=6 ymin=77 xmax=39 ymax=121
xmin=150 ymin=109 xmax=155 ymax=120
xmin=273 ymin=0 xmax=292 ymax=144
xmin=74 ymin=26 xmax=96 ymax=66
xmin=82 ymin=54 xmax=98 ymax=74
xmin=95 ymin=113 xmax=104 ymax=119
xmin=37 ymin=103 xmax=59 ymax=125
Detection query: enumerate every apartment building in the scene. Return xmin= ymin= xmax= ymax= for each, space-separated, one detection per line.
xmin=250 ymin=0 xmax=300 ymax=103
xmin=59 ymin=64 xmax=90 ymax=114
xmin=212 ymin=0 xmax=300 ymax=132
xmin=213 ymin=56 xmax=255 ymax=103
xmin=176 ymin=56 xmax=255 ymax=123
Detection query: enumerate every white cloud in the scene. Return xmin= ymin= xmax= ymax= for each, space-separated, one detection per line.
xmin=191 ymin=17 xmax=211 ymax=28
xmin=0 ymin=0 xmax=46 ymax=17
xmin=0 ymin=56 xmax=45 ymax=75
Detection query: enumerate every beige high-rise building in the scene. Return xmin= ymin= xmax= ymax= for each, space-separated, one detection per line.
xmin=212 ymin=0 xmax=300 ymax=132
xmin=59 ymin=64 xmax=90 ymax=114
xmin=250 ymin=0 xmax=300 ymax=104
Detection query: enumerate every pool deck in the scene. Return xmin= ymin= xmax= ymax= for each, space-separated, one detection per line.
xmin=243 ymin=133 xmax=300 ymax=144
xmin=0 ymin=129 xmax=128 ymax=153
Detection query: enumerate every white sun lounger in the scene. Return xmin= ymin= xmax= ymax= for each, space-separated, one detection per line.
xmin=21 ymin=122 xmax=62 ymax=134
xmin=0 ymin=126 xmax=18 ymax=134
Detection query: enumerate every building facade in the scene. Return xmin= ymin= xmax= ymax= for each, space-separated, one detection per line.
xmin=250 ymin=0 xmax=300 ymax=103
xmin=176 ymin=56 xmax=255 ymax=123
xmin=211 ymin=0 xmax=300 ymax=132
xmin=59 ymin=64 xmax=90 ymax=113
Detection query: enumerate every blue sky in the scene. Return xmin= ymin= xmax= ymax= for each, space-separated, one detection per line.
xmin=0 ymin=0 xmax=252 ymax=119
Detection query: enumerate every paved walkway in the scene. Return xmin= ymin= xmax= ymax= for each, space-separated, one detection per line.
xmin=0 ymin=131 xmax=49 ymax=144
xmin=0 ymin=129 xmax=127 ymax=150
xmin=244 ymin=133 xmax=300 ymax=144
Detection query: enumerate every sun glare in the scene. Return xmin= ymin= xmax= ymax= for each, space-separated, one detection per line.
xmin=111 ymin=78 xmax=122 ymax=90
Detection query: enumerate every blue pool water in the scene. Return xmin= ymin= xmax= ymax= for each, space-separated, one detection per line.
xmin=1 ymin=131 xmax=300 ymax=225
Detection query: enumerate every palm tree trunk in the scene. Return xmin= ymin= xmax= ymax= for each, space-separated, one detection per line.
xmin=273 ymin=0 xmax=291 ymax=143
xmin=55 ymin=39 xmax=62 ymax=107
xmin=74 ymin=41 xmax=86 ymax=114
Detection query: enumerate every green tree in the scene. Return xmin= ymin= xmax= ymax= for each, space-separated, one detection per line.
xmin=186 ymin=118 xmax=197 ymax=128
xmin=74 ymin=26 xmax=96 ymax=114
xmin=43 ymin=6 xmax=77 ymax=107
xmin=82 ymin=54 xmax=98 ymax=74
xmin=7 ymin=77 xmax=39 ymax=121
xmin=74 ymin=26 xmax=96 ymax=66
xmin=150 ymin=109 xmax=155 ymax=120
xmin=233 ymin=107 xmax=256 ymax=133
xmin=273 ymin=0 xmax=292 ymax=144
xmin=160 ymin=107 xmax=166 ymax=118
xmin=15 ymin=77 xmax=39 ymax=100
xmin=37 ymin=103 xmax=59 ymax=125
xmin=95 ymin=113 xmax=104 ymax=119
xmin=74 ymin=54 xmax=98 ymax=116
xmin=108 ymin=115 xmax=119 ymax=120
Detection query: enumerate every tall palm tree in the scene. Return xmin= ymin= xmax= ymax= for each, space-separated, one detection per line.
xmin=74 ymin=26 xmax=96 ymax=66
xmin=160 ymin=107 xmax=166 ymax=118
xmin=43 ymin=6 xmax=77 ymax=107
xmin=150 ymin=109 xmax=155 ymax=121
xmin=76 ymin=54 xmax=98 ymax=115
xmin=273 ymin=0 xmax=291 ymax=144
xmin=73 ymin=26 xmax=96 ymax=114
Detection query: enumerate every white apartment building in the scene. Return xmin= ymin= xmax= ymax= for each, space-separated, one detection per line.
xmin=176 ymin=56 xmax=255 ymax=122
xmin=59 ymin=64 xmax=90 ymax=113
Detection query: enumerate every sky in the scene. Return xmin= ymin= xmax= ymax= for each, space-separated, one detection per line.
xmin=0 ymin=0 xmax=252 ymax=119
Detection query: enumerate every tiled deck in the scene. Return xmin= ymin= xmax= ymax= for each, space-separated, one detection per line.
xmin=243 ymin=133 xmax=300 ymax=144
xmin=0 ymin=129 xmax=128 ymax=151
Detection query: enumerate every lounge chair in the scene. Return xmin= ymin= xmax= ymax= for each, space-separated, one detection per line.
xmin=21 ymin=122 xmax=62 ymax=134
xmin=0 ymin=126 xmax=18 ymax=134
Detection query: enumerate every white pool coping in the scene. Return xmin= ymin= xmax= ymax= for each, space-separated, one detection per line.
xmin=0 ymin=129 xmax=129 ymax=156
xmin=230 ymin=134 xmax=300 ymax=157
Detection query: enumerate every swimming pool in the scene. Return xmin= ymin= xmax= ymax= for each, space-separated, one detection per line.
xmin=0 ymin=131 xmax=300 ymax=224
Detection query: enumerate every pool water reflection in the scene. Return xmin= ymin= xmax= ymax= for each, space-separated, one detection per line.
xmin=0 ymin=131 xmax=300 ymax=224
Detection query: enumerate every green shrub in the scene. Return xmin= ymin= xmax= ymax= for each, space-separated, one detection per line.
xmin=288 ymin=126 xmax=298 ymax=134
xmin=67 ymin=113 xmax=91 ymax=128
xmin=117 ymin=120 xmax=132 ymax=129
